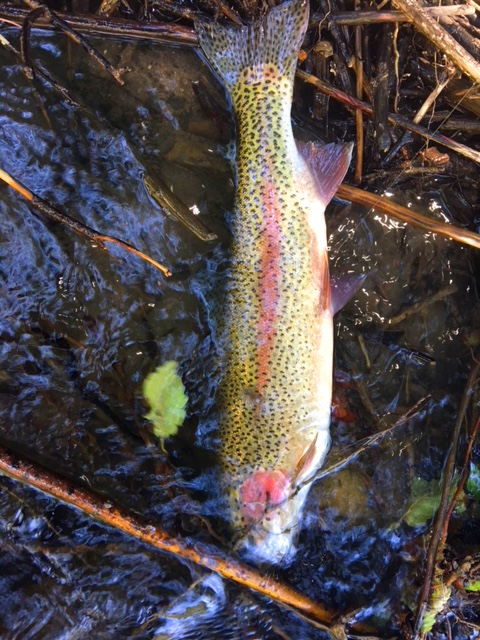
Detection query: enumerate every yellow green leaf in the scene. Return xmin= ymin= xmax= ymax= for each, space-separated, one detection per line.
xmin=402 ymin=477 xmax=464 ymax=527
xmin=465 ymin=580 xmax=480 ymax=593
xmin=466 ymin=463 xmax=480 ymax=500
xmin=143 ymin=361 xmax=187 ymax=440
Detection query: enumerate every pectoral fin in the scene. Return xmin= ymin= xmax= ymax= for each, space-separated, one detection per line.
xmin=293 ymin=434 xmax=318 ymax=485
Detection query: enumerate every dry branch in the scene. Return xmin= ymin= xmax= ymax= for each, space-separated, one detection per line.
xmin=0 ymin=5 xmax=198 ymax=45
xmin=442 ymin=416 xmax=480 ymax=542
xmin=386 ymin=284 xmax=458 ymax=326
xmin=392 ymin=0 xmax=480 ymax=86
xmin=336 ymin=184 xmax=480 ymax=251
xmin=413 ymin=355 xmax=480 ymax=636
xmin=330 ymin=5 xmax=475 ymax=26
xmin=297 ymin=70 xmax=480 ymax=165
xmin=0 ymin=442 xmax=336 ymax=629
xmin=310 ymin=395 xmax=431 ymax=485
xmin=0 ymin=167 xmax=172 ymax=277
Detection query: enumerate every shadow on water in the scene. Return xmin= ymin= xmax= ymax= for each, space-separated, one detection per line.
xmin=0 ymin=28 xmax=479 ymax=639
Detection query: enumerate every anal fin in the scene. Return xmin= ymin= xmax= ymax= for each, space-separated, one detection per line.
xmin=331 ymin=272 xmax=368 ymax=315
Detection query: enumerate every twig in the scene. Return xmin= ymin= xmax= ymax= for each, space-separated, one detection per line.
xmin=16 ymin=9 xmax=52 ymax=126
xmin=441 ymin=416 xmax=480 ymax=542
xmin=0 ymin=442 xmax=336 ymax=628
xmin=440 ymin=14 xmax=480 ymax=62
xmin=0 ymin=6 xmax=198 ymax=46
xmin=336 ymin=184 xmax=480 ymax=251
xmin=0 ymin=167 xmax=172 ymax=277
xmin=412 ymin=67 xmax=456 ymax=125
xmin=386 ymin=284 xmax=458 ymax=327
xmin=143 ymin=175 xmax=217 ymax=243
xmin=310 ymin=395 xmax=431 ymax=485
xmin=329 ymin=5 xmax=475 ymax=26
xmin=392 ymin=0 xmax=480 ymax=86
xmin=413 ymin=354 xmax=480 ymax=637
xmin=142 ymin=0 xmax=198 ymax=21
xmin=372 ymin=24 xmax=394 ymax=156
xmin=97 ymin=0 xmax=120 ymax=17
xmin=317 ymin=0 xmax=355 ymax=97
xmin=353 ymin=0 xmax=363 ymax=184
xmin=21 ymin=0 xmax=124 ymax=85
xmin=426 ymin=117 xmax=480 ymax=134
xmin=296 ymin=70 xmax=480 ymax=165
xmin=18 ymin=7 xmax=82 ymax=110
xmin=382 ymin=66 xmax=456 ymax=165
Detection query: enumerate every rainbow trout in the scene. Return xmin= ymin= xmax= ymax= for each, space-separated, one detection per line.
xmin=196 ymin=0 xmax=352 ymax=563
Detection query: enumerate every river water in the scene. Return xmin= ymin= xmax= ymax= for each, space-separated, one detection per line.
xmin=0 ymin=28 xmax=478 ymax=639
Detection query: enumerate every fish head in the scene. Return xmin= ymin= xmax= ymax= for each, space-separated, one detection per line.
xmin=223 ymin=429 xmax=331 ymax=564
xmin=224 ymin=467 xmax=310 ymax=565
xmin=233 ymin=473 xmax=312 ymax=565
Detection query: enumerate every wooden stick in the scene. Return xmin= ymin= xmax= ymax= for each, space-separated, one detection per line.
xmin=0 ymin=443 xmax=336 ymax=628
xmin=413 ymin=355 xmax=480 ymax=637
xmin=330 ymin=5 xmax=475 ymax=26
xmin=336 ymin=183 xmax=480 ymax=251
xmin=386 ymin=284 xmax=458 ymax=326
xmin=353 ymin=0 xmax=364 ymax=184
xmin=442 ymin=416 xmax=480 ymax=542
xmin=308 ymin=395 xmax=431 ymax=486
xmin=392 ymin=0 xmax=480 ymax=86
xmin=22 ymin=0 xmax=124 ymax=85
xmin=0 ymin=167 xmax=172 ymax=277
xmin=411 ymin=67 xmax=455 ymax=125
xmin=297 ymin=70 xmax=480 ymax=165
xmin=0 ymin=6 xmax=198 ymax=45
xmin=143 ymin=174 xmax=217 ymax=243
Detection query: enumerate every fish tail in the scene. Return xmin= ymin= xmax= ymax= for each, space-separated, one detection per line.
xmin=195 ymin=0 xmax=309 ymax=98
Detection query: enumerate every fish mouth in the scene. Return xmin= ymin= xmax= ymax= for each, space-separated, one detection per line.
xmin=236 ymin=522 xmax=300 ymax=566
xmin=233 ymin=484 xmax=311 ymax=565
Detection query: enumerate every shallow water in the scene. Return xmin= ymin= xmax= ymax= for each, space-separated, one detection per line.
xmin=0 ymin=28 xmax=478 ymax=639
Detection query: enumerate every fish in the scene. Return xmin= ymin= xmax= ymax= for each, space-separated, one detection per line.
xmin=196 ymin=0 xmax=353 ymax=564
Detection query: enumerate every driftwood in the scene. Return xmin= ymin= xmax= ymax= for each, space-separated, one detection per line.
xmin=0 ymin=167 xmax=172 ymax=277
xmin=413 ymin=355 xmax=480 ymax=637
xmin=0 ymin=442 xmax=372 ymax=636
xmin=336 ymin=184 xmax=480 ymax=251
xmin=329 ymin=5 xmax=476 ymax=26
xmin=392 ymin=0 xmax=480 ymax=85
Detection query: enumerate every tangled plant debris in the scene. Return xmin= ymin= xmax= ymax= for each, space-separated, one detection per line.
xmin=0 ymin=0 xmax=479 ymax=638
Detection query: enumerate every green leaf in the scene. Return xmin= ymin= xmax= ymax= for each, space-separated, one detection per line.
xmin=143 ymin=361 xmax=188 ymax=440
xmin=402 ymin=477 xmax=463 ymax=527
xmin=402 ymin=478 xmax=440 ymax=527
xmin=465 ymin=580 xmax=480 ymax=593
xmin=421 ymin=581 xmax=451 ymax=633
xmin=466 ymin=463 xmax=480 ymax=501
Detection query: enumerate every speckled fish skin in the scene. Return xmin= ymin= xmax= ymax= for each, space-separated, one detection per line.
xmin=196 ymin=0 xmax=352 ymax=563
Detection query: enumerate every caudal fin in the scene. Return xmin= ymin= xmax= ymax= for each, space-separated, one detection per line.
xmin=195 ymin=0 xmax=309 ymax=95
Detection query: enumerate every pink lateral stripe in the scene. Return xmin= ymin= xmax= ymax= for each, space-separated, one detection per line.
xmin=256 ymin=178 xmax=283 ymax=396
